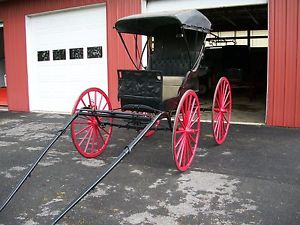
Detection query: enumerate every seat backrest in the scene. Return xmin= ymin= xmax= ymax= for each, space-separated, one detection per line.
xmin=148 ymin=31 xmax=205 ymax=76
xmin=148 ymin=35 xmax=191 ymax=76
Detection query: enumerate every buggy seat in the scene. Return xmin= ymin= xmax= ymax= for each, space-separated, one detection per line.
xmin=147 ymin=33 xmax=197 ymax=102
xmin=118 ymin=31 xmax=205 ymax=110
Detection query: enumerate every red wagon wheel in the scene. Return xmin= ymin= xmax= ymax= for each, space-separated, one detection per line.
xmin=71 ymin=87 xmax=113 ymax=158
xmin=172 ymin=90 xmax=201 ymax=172
xmin=212 ymin=77 xmax=232 ymax=145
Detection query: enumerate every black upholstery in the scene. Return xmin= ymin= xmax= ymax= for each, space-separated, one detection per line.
xmin=148 ymin=32 xmax=205 ymax=76
xmin=148 ymin=35 xmax=191 ymax=76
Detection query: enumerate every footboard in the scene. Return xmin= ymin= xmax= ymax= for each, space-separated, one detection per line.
xmin=118 ymin=70 xmax=163 ymax=110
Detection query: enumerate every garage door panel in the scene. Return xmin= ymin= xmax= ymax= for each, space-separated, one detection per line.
xmin=26 ymin=5 xmax=107 ymax=113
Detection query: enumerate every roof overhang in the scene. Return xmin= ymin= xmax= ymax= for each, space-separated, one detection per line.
xmin=201 ymin=4 xmax=267 ymax=32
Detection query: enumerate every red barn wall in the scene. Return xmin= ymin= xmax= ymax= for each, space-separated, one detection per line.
xmin=0 ymin=0 xmax=140 ymax=111
xmin=1 ymin=0 xmax=300 ymax=128
xmin=267 ymin=0 xmax=300 ymax=127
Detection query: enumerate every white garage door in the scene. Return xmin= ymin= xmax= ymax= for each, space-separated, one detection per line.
xmin=26 ymin=4 xmax=107 ymax=113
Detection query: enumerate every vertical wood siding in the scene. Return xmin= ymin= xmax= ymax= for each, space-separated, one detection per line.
xmin=267 ymin=0 xmax=300 ymax=127
xmin=0 ymin=0 xmax=140 ymax=111
xmin=107 ymin=0 xmax=141 ymax=108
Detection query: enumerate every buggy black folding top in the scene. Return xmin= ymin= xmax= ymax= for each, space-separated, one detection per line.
xmin=115 ymin=9 xmax=211 ymax=34
xmin=1 ymin=9 xmax=232 ymax=224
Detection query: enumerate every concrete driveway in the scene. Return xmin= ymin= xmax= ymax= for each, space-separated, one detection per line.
xmin=0 ymin=111 xmax=299 ymax=225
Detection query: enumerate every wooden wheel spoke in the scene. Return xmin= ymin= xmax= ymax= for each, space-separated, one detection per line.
xmin=94 ymin=91 xmax=98 ymax=110
xmin=215 ymin=94 xmax=221 ymax=108
xmin=223 ymin=118 xmax=227 ymax=133
xmin=187 ymin=132 xmax=197 ymax=145
xmin=184 ymin=96 xmax=190 ymax=115
xmin=96 ymin=126 xmax=106 ymax=143
xmin=186 ymin=136 xmax=194 ymax=159
xmin=214 ymin=113 xmax=221 ymax=129
xmin=91 ymin=129 xmax=96 ymax=153
xmin=222 ymin=82 xmax=228 ymax=101
xmin=176 ymin=136 xmax=185 ymax=159
xmin=218 ymin=114 xmax=224 ymax=139
xmin=98 ymin=95 xmax=103 ymax=110
xmin=84 ymin=128 xmax=94 ymax=152
xmin=80 ymin=98 xmax=88 ymax=108
xmin=177 ymin=137 xmax=185 ymax=165
xmin=75 ymin=125 xmax=91 ymax=136
xmin=180 ymin=107 xmax=186 ymax=126
xmin=94 ymin=128 xmax=101 ymax=150
xmin=183 ymin=111 xmax=189 ymax=127
xmin=214 ymin=107 xmax=220 ymax=113
xmin=190 ymin=111 xmax=200 ymax=128
xmin=176 ymin=129 xmax=185 ymax=134
xmin=87 ymin=92 xmax=92 ymax=108
xmin=73 ymin=120 xmax=90 ymax=125
xmin=79 ymin=127 xmax=92 ymax=146
xmin=215 ymin=114 xmax=222 ymax=137
xmin=182 ymin=142 xmax=187 ymax=167
xmin=223 ymin=99 xmax=231 ymax=110
xmin=187 ymin=99 xmax=196 ymax=126
xmin=182 ymin=140 xmax=188 ymax=166
xmin=223 ymin=114 xmax=229 ymax=124
xmin=175 ymin=133 xmax=185 ymax=148
xmin=217 ymin=86 xmax=223 ymax=103
xmin=223 ymin=91 xmax=230 ymax=108
xmin=186 ymin=96 xmax=193 ymax=119
xmin=102 ymin=102 xmax=108 ymax=110
xmin=99 ymin=126 xmax=110 ymax=135
xmin=177 ymin=116 xmax=185 ymax=129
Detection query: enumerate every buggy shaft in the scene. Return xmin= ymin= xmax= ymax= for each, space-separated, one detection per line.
xmin=0 ymin=113 xmax=79 ymax=212
xmin=51 ymin=112 xmax=164 ymax=225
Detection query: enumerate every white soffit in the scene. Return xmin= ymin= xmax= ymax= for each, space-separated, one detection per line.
xmin=144 ymin=0 xmax=268 ymax=12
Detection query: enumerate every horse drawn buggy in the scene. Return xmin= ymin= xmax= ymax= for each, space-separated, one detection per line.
xmin=1 ymin=9 xmax=232 ymax=224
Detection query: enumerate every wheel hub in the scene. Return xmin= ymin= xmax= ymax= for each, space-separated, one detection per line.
xmin=185 ymin=127 xmax=195 ymax=134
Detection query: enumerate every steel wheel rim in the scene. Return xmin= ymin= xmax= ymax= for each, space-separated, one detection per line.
xmin=212 ymin=77 xmax=232 ymax=145
xmin=172 ymin=90 xmax=201 ymax=172
xmin=71 ymin=87 xmax=112 ymax=158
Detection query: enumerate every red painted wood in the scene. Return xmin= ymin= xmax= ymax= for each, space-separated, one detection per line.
xmin=266 ymin=0 xmax=275 ymax=125
xmin=284 ymin=0 xmax=298 ymax=126
xmin=296 ymin=1 xmax=300 ymax=126
xmin=274 ymin=0 xmax=286 ymax=125
xmin=107 ymin=0 xmax=141 ymax=108
xmin=3 ymin=14 xmax=30 ymax=111
xmin=0 ymin=87 xmax=7 ymax=105
xmin=0 ymin=0 xmax=141 ymax=111
xmin=267 ymin=0 xmax=300 ymax=127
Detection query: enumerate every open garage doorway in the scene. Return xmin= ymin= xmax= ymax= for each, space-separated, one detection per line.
xmin=0 ymin=20 xmax=7 ymax=108
xmin=199 ymin=4 xmax=268 ymax=124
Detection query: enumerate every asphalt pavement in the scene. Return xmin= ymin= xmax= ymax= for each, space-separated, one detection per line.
xmin=0 ymin=111 xmax=300 ymax=225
